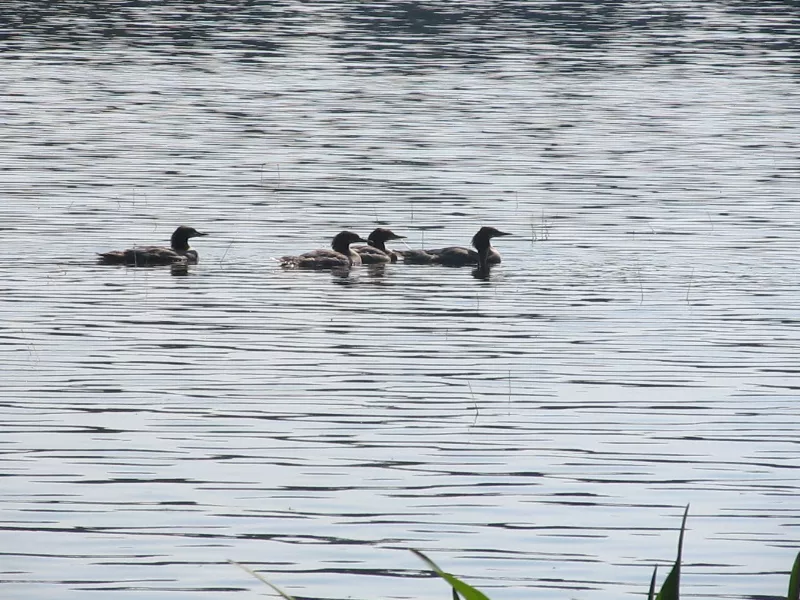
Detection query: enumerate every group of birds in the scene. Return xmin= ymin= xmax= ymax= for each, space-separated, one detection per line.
xmin=97 ymin=225 xmax=511 ymax=275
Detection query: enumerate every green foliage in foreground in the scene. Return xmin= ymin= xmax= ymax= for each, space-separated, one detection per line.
xmin=233 ymin=505 xmax=800 ymax=600
xmin=229 ymin=561 xmax=295 ymax=600
xmin=650 ymin=504 xmax=689 ymax=600
xmin=790 ymin=550 xmax=800 ymax=600
xmin=410 ymin=548 xmax=491 ymax=600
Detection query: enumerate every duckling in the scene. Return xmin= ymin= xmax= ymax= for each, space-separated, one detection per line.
xmin=280 ymin=230 xmax=367 ymax=269
xmin=354 ymin=228 xmax=406 ymax=264
xmin=97 ymin=226 xmax=208 ymax=266
xmin=400 ymin=226 xmax=511 ymax=267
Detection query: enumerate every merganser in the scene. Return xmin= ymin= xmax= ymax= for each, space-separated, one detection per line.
xmin=280 ymin=230 xmax=367 ymax=269
xmin=97 ymin=226 xmax=208 ymax=266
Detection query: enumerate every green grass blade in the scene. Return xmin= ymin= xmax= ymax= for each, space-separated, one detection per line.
xmin=788 ymin=550 xmax=800 ymax=600
xmin=411 ymin=549 xmax=492 ymax=600
xmin=229 ymin=560 xmax=296 ymax=600
xmin=648 ymin=565 xmax=658 ymax=600
xmin=655 ymin=552 xmax=679 ymax=598
xmin=655 ymin=504 xmax=689 ymax=600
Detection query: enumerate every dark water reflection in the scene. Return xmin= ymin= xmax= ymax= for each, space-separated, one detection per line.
xmin=1 ymin=2 xmax=800 ymax=600
xmin=4 ymin=1 xmax=799 ymax=67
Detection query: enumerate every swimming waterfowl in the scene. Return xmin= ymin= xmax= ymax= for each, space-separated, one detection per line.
xmin=400 ymin=226 xmax=511 ymax=268
xmin=472 ymin=226 xmax=512 ymax=276
xmin=280 ymin=230 xmax=367 ymax=269
xmin=97 ymin=226 xmax=208 ymax=266
xmin=354 ymin=228 xmax=406 ymax=264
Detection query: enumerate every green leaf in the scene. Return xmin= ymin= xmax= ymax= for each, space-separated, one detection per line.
xmin=411 ymin=549 xmax=492 ymax=600
xmin=648 ymin=565 xmax=658 ymax=600
xmin=788 ymin=550 xmax=800 ymax=600
xmin=229 ymin=560 xmax=296 ymax=600
xmin=655 ymin=504 xmax=689 ymax=600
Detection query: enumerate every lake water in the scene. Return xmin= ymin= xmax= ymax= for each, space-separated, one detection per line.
xmin=1 ymin=2 xmax=799 ymax=599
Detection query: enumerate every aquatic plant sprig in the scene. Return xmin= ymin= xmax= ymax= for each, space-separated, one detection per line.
xmin=789 ymin=550 xmax=800 ymax=600
xmin=530 ymin=209 xmax=551 ymax=242
xmin=229 ymin=560 xmax=295 ymax=600
xmin=230 ymin=510 xmax=800 ymax=600
xmin=649 ymin=504 xmax=688 ymax=600
xmin=410 ymin=549 xmax=491 ymax=600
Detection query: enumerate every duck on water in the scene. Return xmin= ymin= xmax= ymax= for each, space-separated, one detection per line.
xmin=354 ymin=228 xmax=406 ymax=264
xmin=280 ymin=231 xmax=367 ymax=269
xmin=400 ymin=226 xmax=511 ymax=270
xmin=97 ymin=226 xmax=208 ymax=266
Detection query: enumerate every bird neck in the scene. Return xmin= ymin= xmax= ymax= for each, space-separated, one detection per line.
xmin=171 ymin=233 xmax=190 ymax=252
xmin=477 ymin=244 xmax=492 ymax=272
xmin=332 ymin=239 xmax=352 ymax=255
xmin=368 ymin=239 xmax=387 ymax=252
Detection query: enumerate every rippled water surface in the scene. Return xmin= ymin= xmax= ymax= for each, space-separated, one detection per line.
xmin=2 ymin=2 xmax=800 ymax=599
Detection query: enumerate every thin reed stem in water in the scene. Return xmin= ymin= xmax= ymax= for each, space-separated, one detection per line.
xmin=508 ymin=370 xmax=512 ymax=412
xmin=467 ymin=380 xmax=479 ymax=425
xmin=219 ymin=241 xmax=233 ymax=266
